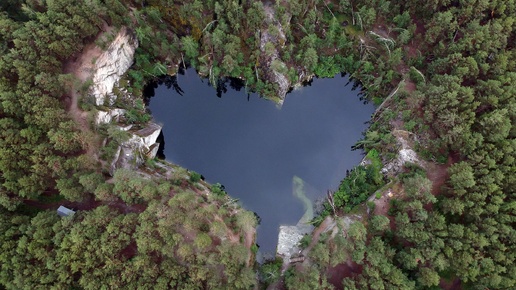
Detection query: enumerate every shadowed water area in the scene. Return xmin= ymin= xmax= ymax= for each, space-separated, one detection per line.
xmin=146 ymin=69 xmax=374 ymax=254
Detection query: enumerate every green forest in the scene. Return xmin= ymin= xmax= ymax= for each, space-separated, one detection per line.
xmin=0 ymin=0 xmax=514 ymax=289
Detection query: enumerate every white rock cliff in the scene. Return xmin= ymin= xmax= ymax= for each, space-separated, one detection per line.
xmin=91 ymin=27 xmax=138 ymax=106
xmin=260 ymin=6 xmax=291 ymax=104
xmin=87 ymin=27 xmax=162 ymax=174
xmin=110 ymin=123 xmax=162 ymax=174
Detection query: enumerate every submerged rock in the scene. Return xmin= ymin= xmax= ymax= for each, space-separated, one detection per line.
xmin=276 ymin=177 xmax=314 ymax=260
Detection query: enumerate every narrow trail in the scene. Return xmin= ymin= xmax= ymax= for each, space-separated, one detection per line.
xmin=63 ymin=25 xmax=114 ymax=158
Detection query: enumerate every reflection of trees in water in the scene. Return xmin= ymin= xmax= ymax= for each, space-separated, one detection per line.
xmin=342 ymin=72 xmax=370 ymax=105
xmin=211 ymin=76 xmax=248 ymax=98
xmin=145 ymin=68 xmax=253 ymax=101
xmin=143 ymin=75 xmax=184 ymax=106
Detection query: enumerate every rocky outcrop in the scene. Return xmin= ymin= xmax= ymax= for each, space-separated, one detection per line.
xmin=277 ymin=177 xmax=314 ymax=260
xmin=109 ymin=122 xmax=162 ymax=175
xmin=277 ymin=224 xmax=312 ymax=259
xmin=260 ymin=5 xmax=291 ymax=104
xmin=95 ymin=108 xmax=126 ymax=124
xmin=84 ymin=27 xmax=162 ymax=174
xmin=90 ymin=27 xmax=138 ymax=106
xmin=381 ymin=129 xmax=426 ymax=175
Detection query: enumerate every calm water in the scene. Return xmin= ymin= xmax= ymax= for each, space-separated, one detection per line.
xmin=147 ymin=69 xmax=374 ymax=254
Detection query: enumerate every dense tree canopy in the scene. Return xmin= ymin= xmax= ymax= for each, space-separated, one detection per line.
xmin=0 ymin=0 xmax=514 ymax=289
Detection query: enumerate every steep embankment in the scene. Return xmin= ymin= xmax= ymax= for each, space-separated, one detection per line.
xmin=66 ymin=26 xmax=163 ymax=174
xmin=64 ymin=24 xmax=138 ymax=159
xmin=73 ymin=23 xmax=260 ymax=273
xmin=1 ymin=8 xmax=259 ymax=286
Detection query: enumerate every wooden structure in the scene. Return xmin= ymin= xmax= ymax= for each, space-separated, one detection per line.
xmin=57 ymin=206 xmax=75 ymax=217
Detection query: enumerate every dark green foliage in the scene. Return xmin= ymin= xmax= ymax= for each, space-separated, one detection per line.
xmin=0 ymin=1 xmax=127 ymax=207
xmin=259 ymin=257 xmax=282 ymax=286
xmin=189 ymin=171 xmax=202 ymax=183
xmin=299 ymin=233 xmax=312 ymax=248
xmin=124 ymin=108 xmax=151 ymax=124
xmin=331 ymin=149 xmax=384 ymax=213
xmin=0 ymin=0 xmax=515 ymax=289
xmin=393 ymin=11 xmax=411 ymax=28
xmin=314 ymin=56 xmax=342 ymax=78
xmin=285 ymin=266 xmax=333 ymax=290
xmin=181 ymin=35 xmax=199 ymax=65
xmin=408 ymin=66 xmax=425 ymax=85
xmin=210 ymin=183 xmax=226 ymax=196
xmin=369 ymin=215 xmax=390 ymax=234
xmin=0 ymin=176 xmax=257 ymax=289
xmin=398 ymin=162 xmax=426 ymax=181
xmin=79 ymin=172 xmax=105 ymax=193
xmin=112 ymin=169 xmax=159 ymax=204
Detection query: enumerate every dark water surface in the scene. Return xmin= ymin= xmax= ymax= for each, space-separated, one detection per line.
xmin=147 ymin=69 xmax=374 ymax=254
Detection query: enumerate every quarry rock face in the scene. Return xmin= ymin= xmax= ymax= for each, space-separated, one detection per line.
xmin=87 ymin=28 xmax=162 ymax=174
xmin=382 ymin=130 xmax=425 ymax=175
xmin=260 ymin=5 xmax=291 ymax=104
xmin=109 ymin=123 xmax=162 ymax=175
xmin=95 ymin=108 xmax=126 ymax=125
xmin=90 ymin=27 xmax=138 ymax=106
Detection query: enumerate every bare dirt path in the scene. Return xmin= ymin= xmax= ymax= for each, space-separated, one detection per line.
xmin=244 ymin=226 xmax=256 ymax=266
xmin=302 ymin=216 xmax=334 ymax=256
xmin=63 ymin=25 xmax=114 ymax=157
xmin=426 ymin=157 xmax=453 ymax=195
xmin=64 ymin=43 xmax=101 ymax=129
xmin=296 ymin=216 xmax=363 ymax=288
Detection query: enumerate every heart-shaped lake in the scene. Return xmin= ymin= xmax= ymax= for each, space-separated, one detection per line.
xmin=147 ymin=68 xmax=374 ymax=254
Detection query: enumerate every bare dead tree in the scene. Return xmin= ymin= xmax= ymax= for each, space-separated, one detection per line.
xmin=327 ymin=190 xmax=337 ymax=216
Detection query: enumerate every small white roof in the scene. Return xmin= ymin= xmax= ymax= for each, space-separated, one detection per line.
xmin=57 ymin=205 xmax=75 ymax=217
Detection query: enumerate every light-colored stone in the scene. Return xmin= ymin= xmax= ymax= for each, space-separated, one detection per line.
xmin=399 ymin=148 xmax=420 ymax=164
xmin=95 ymin=108 xmax=126 ymax=124
xmin=108 ymin=122 xmax=162 ymax=175
xmin=84 ymin=28 xmax=163 ymax=176
xmin=260 ymin=5 xmax=291 ymax=103
xmin=382 ymin=130 xmax=425 ymax=175
xmin=118 ymin=124 xmax=133 ymax=131
xmin=147 ymin=143 xmax=160 ymax=159
xmin=134 ymin=122 xmax=162 ymax=149
xmin=90 ymin=27 xmax=138 ymax=106
xmin=277 ymin=225 xmax=312 ymax=259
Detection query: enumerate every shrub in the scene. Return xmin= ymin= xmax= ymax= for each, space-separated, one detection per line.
xmin=190 ymin=171 xmax=202 ymax=183
xmin=366 ymin=201 xmax=376 ymax=211
xmin=409 ymin=66 xmax=425 ymax=84
xmin=404 ymin=120 xmax=417 ymax=131
xmin=194 ymin=233 xmax=212 ymax=251
xmin=259 ymin=257 xmax=283 ymax=286
xmin=299 ymin=234 xmax=312 ymax=248
xmin=251 ymin=244 xmax=259 ymax=254
xmin=210 ymin=183 xmax=226 ymax=196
